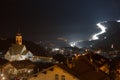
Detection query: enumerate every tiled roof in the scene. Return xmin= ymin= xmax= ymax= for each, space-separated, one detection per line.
xmin=29 ymin=54 xmax=107 ymax=80
xmin=30 ymin=64 xmax=80 ymax=80
xmin=9 ymin=44 xmax=25 ymax=55
xmin=80 ymin=71 xmax=107 ymax=80
xmin=90 ymin=53 xmax=109 ymax=67
xmin=70 ymin=55 xmax=107 ymax=80
xmin=21 ymin=50 xmax=29 ymax=55
xmin=10 ymin=60 xmax=35 ymax=69
xmin=56 ymin=64 xmax=81 ymax=79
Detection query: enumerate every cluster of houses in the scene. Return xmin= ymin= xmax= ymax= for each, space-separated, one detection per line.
xmin=0 ymin=32 xmax=120 ymax=80
xmin=0 ymin=32 xmax=53 ymax=80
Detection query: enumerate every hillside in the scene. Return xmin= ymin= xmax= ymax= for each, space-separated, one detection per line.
xmin=93 ymin=21 xmax=120 ymax=51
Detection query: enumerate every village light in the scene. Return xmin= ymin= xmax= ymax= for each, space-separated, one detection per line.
xmin=2 ymin=77 xmax=5 ymax=80
xmin=1 ymin=74 xmax=4 ymax=77
xmin=28 ymin=70 xmax=31 ymax=73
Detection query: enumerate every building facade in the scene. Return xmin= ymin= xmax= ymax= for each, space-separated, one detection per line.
xmin=28 ymin=65 xmax=79 ymax=80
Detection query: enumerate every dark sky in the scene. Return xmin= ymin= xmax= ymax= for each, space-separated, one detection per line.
xmin=1 ymin=0 xmax=120 ymax=42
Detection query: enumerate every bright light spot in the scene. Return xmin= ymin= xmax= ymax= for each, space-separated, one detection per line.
xmin=0 ymin=74 xmax=4 ymax=77
xmin=69 ymin=41 xmax=76 ymax=47
xmin=54 ymin=48 xmax=59 ymax=51
xmin=96 ymin=50 xmax=101 ymax=54
xmin=52 ymin=48 xmax=60 ymax=52
xmin=111 ymin=44 xmax=114 ymax=49
xmin=91 ymin=22 xmax=106 ymax=40
xmin=28 ymin=70 xmax=31 ymax=73
xmin=2 ymin=77 xmax=5 ymax=80
xmin=116 ymin=20 xmax=120 ymax=22
xmin=69 ymin=40 xmax=83 ymax=47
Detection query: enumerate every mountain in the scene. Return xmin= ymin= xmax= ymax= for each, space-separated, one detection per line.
xmin=93 ymin=21 xmax=120 ymax=51
xmin=76 ymin=21 xmax=120 ymax=51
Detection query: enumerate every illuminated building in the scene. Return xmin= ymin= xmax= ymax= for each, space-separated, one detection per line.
xmin=2 ymin=60 xmax=35 ymax=79
xmin=28 ymin=65 xmax=80 ymax=80
xmin=4 ymin=32 xmax=33 ymax=61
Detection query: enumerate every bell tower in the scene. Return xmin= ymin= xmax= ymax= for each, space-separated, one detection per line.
xmin=16 ymin=32 xmax=22 ymax=45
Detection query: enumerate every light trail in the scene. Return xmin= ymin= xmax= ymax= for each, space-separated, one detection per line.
xmin=91 ymin=22 xmax=107 ymax=40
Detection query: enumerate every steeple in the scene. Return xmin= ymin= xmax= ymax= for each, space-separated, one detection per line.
xmin=16 ymin=32 xmax=22 ymax=45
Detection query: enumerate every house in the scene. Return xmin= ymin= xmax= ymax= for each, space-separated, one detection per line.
xmin=28 ymin=64 xmax=80 ymax=80
xmin=0 ymin=58 xmax=9 ymax=73
xmin=88 ymin=53 xmax=109 ymax=74
xmin=4 ymin=32 xmax=33 ymax=61
xmin=2 ymin=60 xmax=35 ymax=79
xmin=70 ymin=54 xmax=107 ymax=80
xmin=28 ymin=53 xmax=107 ymax=80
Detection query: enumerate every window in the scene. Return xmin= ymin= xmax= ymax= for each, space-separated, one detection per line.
xmin=61 ymin=75 xmax=65 ymax=80
xmin=55 ymin=74 xmax=59 ymax=80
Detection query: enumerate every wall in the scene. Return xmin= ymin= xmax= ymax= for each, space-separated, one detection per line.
xmin=28 ymin=66 xmax=79 ymax=80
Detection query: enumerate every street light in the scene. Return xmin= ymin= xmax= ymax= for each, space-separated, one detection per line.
xmin=2 ymin=77 xmax=5 ymax=80
xmin=0 ymin=73 xmax=7 ymax=80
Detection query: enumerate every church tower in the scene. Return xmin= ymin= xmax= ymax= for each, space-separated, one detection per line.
xmin=16 ymin=32 xmax=22 ymax=45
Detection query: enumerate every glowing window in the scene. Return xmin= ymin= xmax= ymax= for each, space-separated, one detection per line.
xmin=61 ymin=75 xmax=65 ymax=80
xmin=55 ymin=74 xmax=59 ymax=80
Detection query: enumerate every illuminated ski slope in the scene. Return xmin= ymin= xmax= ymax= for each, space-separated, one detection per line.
xmin=69 ymin=21 xmax=108 ymax=47
xmin=91 ymin=22 xmax=107 ymax=40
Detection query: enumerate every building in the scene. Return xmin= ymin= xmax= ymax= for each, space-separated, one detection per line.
xmin=28 ymin=53 xmax=107 ymax=80
xmin=4 ymin=32 xmax=33 ymax=61
xmin=28 ymin=65 xmax=80 ymax=80
xmin=2 ymin=60 xmax=35 ymax=79
xmin=89 ymin=53 xmax=109 ymax=74
xmin=71 ymin=54 xmax=107 ymax=80
xmin=0 ymin=58 xmax=9 ymax=73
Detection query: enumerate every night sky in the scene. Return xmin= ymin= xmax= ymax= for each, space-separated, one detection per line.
xmin=1 ymin=0 xmax=120 ymax=42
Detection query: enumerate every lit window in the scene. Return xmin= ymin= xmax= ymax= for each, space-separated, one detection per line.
xmin=55 ymin=74 xmax=59 ymax=80
xmin=61 ymin=75 xmax=65 ymax=80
